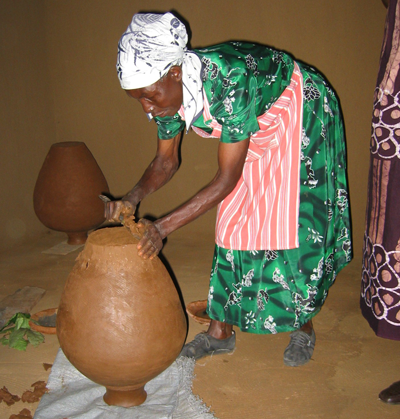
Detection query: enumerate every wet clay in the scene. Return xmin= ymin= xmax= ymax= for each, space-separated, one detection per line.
xmin=56 ymin=227 xmax=187 ymax=407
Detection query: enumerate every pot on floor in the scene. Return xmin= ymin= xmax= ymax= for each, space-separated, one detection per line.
xmin=56 ymin=227 xmax=187 ymax=407
xmin=30 ymin=308 xmax=57 ymax=334
xmin=33 ymin=141 xmax=109 ymax=245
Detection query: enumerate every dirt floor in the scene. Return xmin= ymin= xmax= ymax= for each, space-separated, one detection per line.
xmin=0 ymin=228 xmax=399 ymax=419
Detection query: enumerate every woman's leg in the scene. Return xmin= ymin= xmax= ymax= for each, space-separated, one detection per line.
xmin=299 ymin=319 xmax=313 ymax=335
xmin=283 ymin=318 xmax=316 ymax=367
xmin=206 ymin=319 xmax=233 ymax=339
xmin=180 ymin=319 xmax=236 ymax=360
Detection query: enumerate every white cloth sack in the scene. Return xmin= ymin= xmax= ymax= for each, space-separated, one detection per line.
xmin=34 ymin=349 xmax=217 ymax=419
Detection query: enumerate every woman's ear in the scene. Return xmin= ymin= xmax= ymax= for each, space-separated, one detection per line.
xmin=169 ymin=66 xmax=183 ymax=81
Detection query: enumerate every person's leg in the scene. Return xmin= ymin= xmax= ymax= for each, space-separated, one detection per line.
xmin=283 ymin=319 xmax=316 ymax=367
xmin=180 ymin=319 xmax=236 ymax=360
xmin=206 ymin=319 xmax=233 ymax=338
xmin=299 ymin=319 xmax=313 ymax=335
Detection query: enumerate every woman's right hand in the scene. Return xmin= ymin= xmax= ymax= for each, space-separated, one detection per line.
xmin=104 ymin=200 xmax=136 ymax=223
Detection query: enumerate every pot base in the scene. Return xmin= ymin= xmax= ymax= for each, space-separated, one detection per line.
xmin=103 ymin=386 xmax=147 ymax=407
xmin=67 ymin=231 xmax=88 ymax=245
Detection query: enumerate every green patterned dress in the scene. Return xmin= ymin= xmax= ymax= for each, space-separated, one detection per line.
xmin=155 ymin=42 xmax=352 ymax=334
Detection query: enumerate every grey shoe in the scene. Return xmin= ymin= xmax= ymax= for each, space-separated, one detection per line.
xmin=283 ymin=329 xmax=316 ymax=367
xmin=180 ymin=332 xmax=236 ymax=360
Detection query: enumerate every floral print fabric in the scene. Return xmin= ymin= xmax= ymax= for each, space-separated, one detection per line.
xmin=361 ymin=0 xmax=400 ymax=341
xmin=156 ymin=42 xmax=293 ymax=141
xmin=155 ymin=42 xmax=352 ymax=333
xmin=206 ymin=57 xmax=352 ymax=332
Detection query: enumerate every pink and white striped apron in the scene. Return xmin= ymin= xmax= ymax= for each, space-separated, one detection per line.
xmin=182 ymin=62 xmax=303 ymax=251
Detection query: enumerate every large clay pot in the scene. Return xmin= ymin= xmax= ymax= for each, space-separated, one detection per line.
xmin=33 ymin=141 xmax=109 ymax=245
xmin=56 ymin=227 xmax=187 ymax=407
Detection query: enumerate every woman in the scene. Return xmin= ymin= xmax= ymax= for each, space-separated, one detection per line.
xmin=106 ymin=12 xmax=352 ymax=367
xmin=361 ymin=0 xmax=400 ymax=403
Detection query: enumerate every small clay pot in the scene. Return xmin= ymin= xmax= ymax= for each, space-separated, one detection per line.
xmin=56 ymin=227 xmax=187 ymax=407
xmin=29 ymin=308 xmax=58 ymax=335
xmin=186 ymin=300 xmax=211 ymax=325
xmin=33 ymin=142 xmax=109 ymax=245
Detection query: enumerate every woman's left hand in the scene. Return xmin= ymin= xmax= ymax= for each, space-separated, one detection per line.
xmin=136 ymin=218 xmax=163 ymax=259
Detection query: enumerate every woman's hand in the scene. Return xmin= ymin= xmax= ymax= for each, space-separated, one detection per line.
xmin=136 ymin=218 xmax=163 ymax=259
xmin=104 ymin=200 xmax=136 ymax=223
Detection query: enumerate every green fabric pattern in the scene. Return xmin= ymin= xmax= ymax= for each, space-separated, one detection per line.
xmin=155 ymin=42 xmax=352 ymax=334
xmin=206 ymin=60 xmax=352 ymax=334
xmin=155 ymin=42 xmax=293 ymax=141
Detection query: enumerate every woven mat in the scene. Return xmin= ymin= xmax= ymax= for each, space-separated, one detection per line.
xmin=34 ymin=349 xmax=217 ymax=419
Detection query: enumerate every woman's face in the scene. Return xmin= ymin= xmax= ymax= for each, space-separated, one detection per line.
xmin=126 ymin=66 xmax=183 ymax=118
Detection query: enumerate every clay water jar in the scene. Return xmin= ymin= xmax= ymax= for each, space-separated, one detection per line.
xmin=33 ymin=141 xmax=109 ymax=245
xmin=56 ymin=227 xmax=187 ymax=407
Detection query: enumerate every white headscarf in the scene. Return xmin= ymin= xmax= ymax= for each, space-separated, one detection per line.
xmin=117 ymin=12 xmax=203 ymax=132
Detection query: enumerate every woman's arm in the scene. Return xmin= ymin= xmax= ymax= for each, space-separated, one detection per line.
xmin=105 ymin=132 xmax=182 ymax=221
xmin=137 ymin=138 xmax=250 ymax=258
xmin=124 ymin=132 xmax=182 ymax=206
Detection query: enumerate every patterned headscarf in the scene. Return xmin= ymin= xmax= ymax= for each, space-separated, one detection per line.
xmin=117 ymin=12 xmax=203 ymax=132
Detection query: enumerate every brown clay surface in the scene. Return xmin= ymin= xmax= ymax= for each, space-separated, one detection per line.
xmin=9 ymin=408 xmax=33 ymax=419
xmin=0 ymin=228 xmax=400 ymax=418
xmin=56 ymin=227 xmax=187 ymax=406
xmin=0 ymin=387 xmax=20 ymax=406
xmin=33 ymin=142 xmax=109 ymax=244
xmin=21 ymin=381 xmax=48 ymax=403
